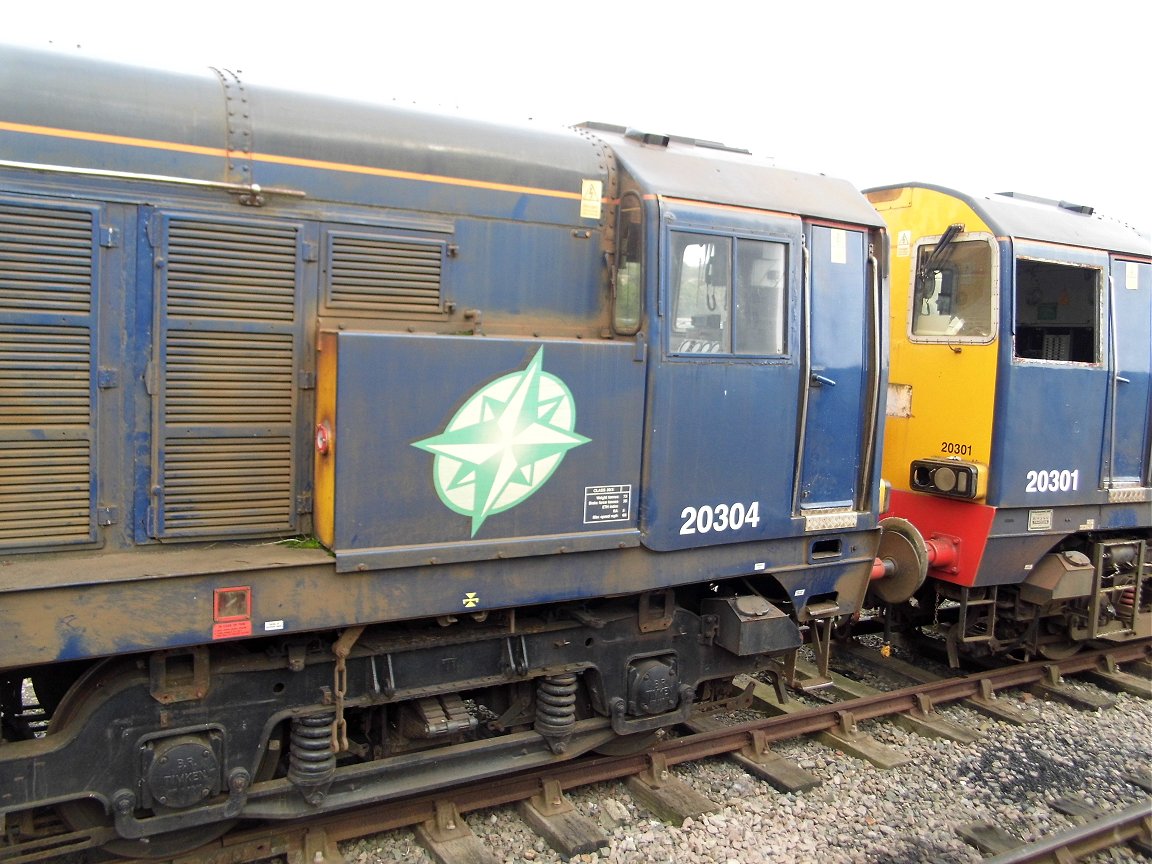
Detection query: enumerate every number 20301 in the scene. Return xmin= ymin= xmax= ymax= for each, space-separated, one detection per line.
xmin=680 ymin=501 xmax=761 ymax=535
xmin=1026 ymin=469 xmax=1079 ymax=493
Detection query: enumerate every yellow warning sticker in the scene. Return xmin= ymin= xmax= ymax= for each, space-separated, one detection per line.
xmin=580 ymin=180 xmax=603 ymax=220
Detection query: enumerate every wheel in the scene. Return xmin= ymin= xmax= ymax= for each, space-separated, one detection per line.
xmin=1 ymin=662 xmax=91 ymax=741
xmin=1036 ymin=618 xmax=1083 ymax=660
xmin=56 ymin=798 xmax=235 ymax=860
xmin=593 ymin=730 xmax=664 ymax=756
xmin=48 ymin=660 xmax=237 ymax=860
xmin=832 ymin=615 xmax=855 ymax=641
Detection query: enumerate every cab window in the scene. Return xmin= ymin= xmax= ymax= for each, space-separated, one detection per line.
xmin=613 ymin=194 xmax=643 ymax=334
xmin=671 ymin=234 xmax=731 ymax=352
xmin=1013 ymin=259 xmax=1099 ymax=363
xmin=911 ymin=233 xmax=995 ymax=342
xmin=670 ymin=231 xmax=786 ymax=356
xmin=735 ymin=240 xmax=786 ymax=354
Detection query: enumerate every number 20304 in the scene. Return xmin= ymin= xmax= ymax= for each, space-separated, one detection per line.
xmin=680 ymin=502 xmax=761 ymax=535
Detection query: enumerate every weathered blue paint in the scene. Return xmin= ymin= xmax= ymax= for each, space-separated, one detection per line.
xmin=973 ymin=231 xmax=1152 ymax=586
xmin=0 ymin=44 xmax=887 ymax=670
xmin=641 ymin=204 xmax=801 ymax=550
xmin=1107 ymin=257 xmax=1151 ymax=486
xmin=451 ymin=220 xmax=604 ymax=319
xmin=801 ymin=224 xmax=871 ymax=510
xmin=989 ymin=240 xmax=1146 ymax=510
xmin=329 ymin=334 xmax=645 ymax=569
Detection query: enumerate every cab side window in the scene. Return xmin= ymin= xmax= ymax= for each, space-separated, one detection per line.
xmin=1013 ymin=259 xmax=1099 ymax=363
xmin=613 ymin=194 xmax=643 ymax=334
xmin=734 ymin=240 xmax=786 ymax=355
xmin=671 ymin=234 xmax=731 ymax=352
xmin=670 ymin=231 xmax=787 ymax=356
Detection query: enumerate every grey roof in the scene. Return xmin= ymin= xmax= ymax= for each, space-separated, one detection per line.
xmin=585 ymin=124 xmax=884 ymax=228
xmin=866 ymin=182 xmax=1151 ymax=257
xmin=2 ymin=44 xmax=883 ymax=229
xmin=0 ymin=44 xmax=604 ymax=195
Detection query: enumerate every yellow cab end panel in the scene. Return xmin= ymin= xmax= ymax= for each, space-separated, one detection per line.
xmin=867 ymin=185 xmax=999 ymax=496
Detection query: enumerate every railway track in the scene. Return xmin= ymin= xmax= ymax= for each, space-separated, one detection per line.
xmin=3 ymin=639 xmax=1148 ymax=864
xmin=963 ymin=795 xmax=1152 ymax=864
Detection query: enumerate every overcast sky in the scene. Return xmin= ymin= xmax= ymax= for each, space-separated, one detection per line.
xmin=6 ymin=1 xmax=1150 ymax=235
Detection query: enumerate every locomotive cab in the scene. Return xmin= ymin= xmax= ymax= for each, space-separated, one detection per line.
xmin=311 ymin=124 xmax=892 ymax=648
xmin=866 ymin=183 xmax=1152 ymax=663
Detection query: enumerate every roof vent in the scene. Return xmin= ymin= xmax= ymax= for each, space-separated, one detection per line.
xmin=624 ymin=127 xmax=671 ymax=147
xmin=997 ymin=191 xmax=1094 ymax=216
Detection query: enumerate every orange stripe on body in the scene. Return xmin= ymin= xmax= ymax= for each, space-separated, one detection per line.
xmin=0 ymin=119 xmax=227 ymax=157
xmin=0 ymin=120 xmax=588 ymax=201
xmin=252 ymin=151 xmax=583 ymax=200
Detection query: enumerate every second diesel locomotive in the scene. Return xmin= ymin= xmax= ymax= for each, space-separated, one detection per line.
xmin=866 ymin=183 xmax=1151 ymax=663
xmin=0 ymin=46 xmax=890 ymax=856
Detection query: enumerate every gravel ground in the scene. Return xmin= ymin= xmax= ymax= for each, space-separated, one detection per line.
xmin=339 ymin=671 xmax=1152 ymax=864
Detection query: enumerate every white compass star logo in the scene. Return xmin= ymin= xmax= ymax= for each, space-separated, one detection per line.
xmin=413 ymin=348 xmax=589 ymax=536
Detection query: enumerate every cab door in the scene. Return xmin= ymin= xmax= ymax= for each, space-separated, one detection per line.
xmin=1106 ymin=257 xmax=1152 ymax=488
xmin=641 ymin=202 xmax=802 ymax=550
xmin=796 ymin=224 xmax=878 ymax=516
xmin=992 ymin=244 xmax=1110 ymax=507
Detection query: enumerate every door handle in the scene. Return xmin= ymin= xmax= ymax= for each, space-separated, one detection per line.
xmin=811 ymin=373 xmax=837 ymax=387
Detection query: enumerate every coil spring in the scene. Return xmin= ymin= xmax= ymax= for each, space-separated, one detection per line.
xmin=287 ymin=712 xmax=337 ymax=792
xmin=1118 ymin=587 xmax=1136 ymax=623
xmin=535 ymin=673 xmax=578 ymax=754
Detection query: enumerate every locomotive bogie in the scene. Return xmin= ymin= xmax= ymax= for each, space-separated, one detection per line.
xmin=923 ymin=535 xmax=1151 ymax=664
xmin=0 ymin=589 xmax=804 ymax=841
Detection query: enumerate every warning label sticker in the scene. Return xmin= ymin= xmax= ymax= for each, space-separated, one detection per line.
xmin=213 ymin=620 xmax=253 ymax=640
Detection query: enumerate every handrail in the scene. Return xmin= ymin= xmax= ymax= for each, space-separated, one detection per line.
xmin=0 ymin=159 xmax=305 ymax=205
xmin=791 ymin=239 xmax=813 ymax=514
xmin=858 ymin=246 xmax=883 ymax=511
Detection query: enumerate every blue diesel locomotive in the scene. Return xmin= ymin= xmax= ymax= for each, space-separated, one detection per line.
xmin=0 ymin=46 xmax=889 ymax=855
xmin=866 ymin=184 xmax=1151 ymax=663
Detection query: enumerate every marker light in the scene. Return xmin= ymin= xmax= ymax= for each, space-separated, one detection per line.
xmin=910 ymin=458 xmax=983 ymax=500
xmin=315 ymin=422 xmax=332 ymax=456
